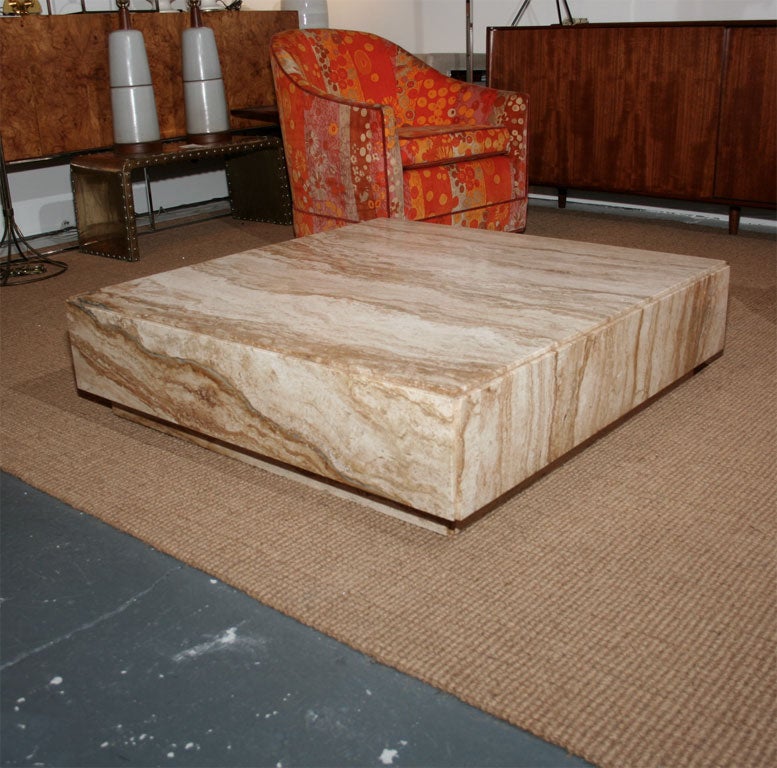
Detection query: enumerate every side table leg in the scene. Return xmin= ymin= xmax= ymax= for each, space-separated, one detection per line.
xmin=70 ymin=164 xmax=140 ymax=261
xmin=226 ymin=145 xmax=292 ymax=226
xmin=728 ymin=206 xmax=741 ymax=235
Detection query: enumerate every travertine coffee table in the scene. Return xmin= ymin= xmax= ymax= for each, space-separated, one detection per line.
xmin=67 ymin=219 xmax=729 ymax=533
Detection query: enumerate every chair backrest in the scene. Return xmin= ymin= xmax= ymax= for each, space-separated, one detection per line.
xmin=272 ymin=28 xmax=502 ymax=131
xmin=271 ymin=29 xmax=405 ymax=118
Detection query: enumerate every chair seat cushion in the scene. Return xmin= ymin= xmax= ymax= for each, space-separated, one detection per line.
xmin=398 ymin=124 xmax=511 ymax=168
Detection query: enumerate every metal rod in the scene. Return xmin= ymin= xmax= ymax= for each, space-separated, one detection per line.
xmin=511 ymin=0 xmax=533 ymax=26
xmin=143 ymin=167 xmax=157 ymax=229
xmin=466 ymin=0 xmax=473 ymax=83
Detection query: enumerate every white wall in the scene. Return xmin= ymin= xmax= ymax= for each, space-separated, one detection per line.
xmin=249 ymin=0 xmax=776 ymax=54
xmin=8 ymin=162 xmax=228 ymax=238
xmin=10 ymin=0 xmax=775 ymax=235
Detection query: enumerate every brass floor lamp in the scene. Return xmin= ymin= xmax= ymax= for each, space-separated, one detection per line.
xmin=0 ymin=137 xmax=68 ymax=287
xmin=466 ymin=1 xmax=576 ymax=82
xmin=511 ymin=0 xmax=575 ymax=25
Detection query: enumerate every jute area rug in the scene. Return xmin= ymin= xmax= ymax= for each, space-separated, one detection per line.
xmin=2 ymin=208 xmax=775 ymax=767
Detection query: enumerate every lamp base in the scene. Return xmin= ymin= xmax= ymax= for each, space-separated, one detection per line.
xmin=114 ymin=140 xmax=165 ymax=156
xmin=185 ymin=131 xmax=232 ymax=145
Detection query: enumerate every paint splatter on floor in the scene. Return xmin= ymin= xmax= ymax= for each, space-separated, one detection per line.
xmin=379 ymin=747 xmax=399 ymax=765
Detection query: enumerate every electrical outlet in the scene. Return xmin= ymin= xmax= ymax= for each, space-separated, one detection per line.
xmin=562 ymin=17 xmax=589 ymax=25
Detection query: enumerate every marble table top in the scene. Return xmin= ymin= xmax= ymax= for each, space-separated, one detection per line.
xmin=75 ymin=219 xmax=727 ymax=394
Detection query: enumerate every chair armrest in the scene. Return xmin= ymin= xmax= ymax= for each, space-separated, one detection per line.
xmin=442 ymin=79 xmax=529 ymax=199
xmin=272 ymin=60 xmax=404 ymax=224
xmin=466 ymin=86 xmax=529 ymax=167
xmin=443 ymin=79 xmax=528 ymax=182
xmin=395 ymin=55 xmax=528 ymax=166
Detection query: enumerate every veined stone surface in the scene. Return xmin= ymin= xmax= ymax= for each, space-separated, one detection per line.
xmin=66 ymin=219 xmax=729 ymax=524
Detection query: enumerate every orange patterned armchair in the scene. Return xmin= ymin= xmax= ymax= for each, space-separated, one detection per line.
xmin=270 ymin=29 xmax=528 ymax=237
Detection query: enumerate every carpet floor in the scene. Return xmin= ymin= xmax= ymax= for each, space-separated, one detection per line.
xmin=2 ymin=208 xmax=775 ymax=767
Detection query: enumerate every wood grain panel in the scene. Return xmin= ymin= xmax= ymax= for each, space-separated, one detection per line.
xmin=714 ymin=26 xmax=777 ymax=204
xmin=138 ymin=13 xmax=188 ymax=142
xmin=208 ymin=13 xmax=288 ymax=131
xmin=0 ymin=10 xmax=297 ymax=162
xmin=488 ymin=24 xmax=724 ymax=199
xmin=42 ymin=15 xmax=116 ymax=158
xmin=0 ymin=17 xmax=44 ymax=159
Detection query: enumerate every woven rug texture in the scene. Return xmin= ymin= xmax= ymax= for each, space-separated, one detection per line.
xmin=1 ymin=208 xmax=775 ymax=767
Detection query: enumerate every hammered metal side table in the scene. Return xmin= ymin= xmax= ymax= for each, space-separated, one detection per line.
xmin=70 ymin=135 xmax=290 ymax=261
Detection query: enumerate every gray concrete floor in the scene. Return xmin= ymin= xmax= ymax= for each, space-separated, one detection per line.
xmin=1 ymin=471 xmax=591 ymax=768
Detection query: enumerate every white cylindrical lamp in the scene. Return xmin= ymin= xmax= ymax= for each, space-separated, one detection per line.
xmin=109 ymin=0 xmax=162 ymax=155
xmin=182 ymin=0 xmax=231 ymax=144
xmin=280 ymin=0 xmax=329 ymax=29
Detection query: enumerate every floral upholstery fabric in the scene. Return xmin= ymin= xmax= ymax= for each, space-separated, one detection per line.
xmin=270 ymin=29 xmax=528 ymax=236
xmin=398 ymin=124 xmax=511 ymax=168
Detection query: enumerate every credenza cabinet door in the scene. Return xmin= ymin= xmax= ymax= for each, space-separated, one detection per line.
xmin=487 ymin=25 xmax=725 ymax=199
xmin=714 ymin=26 xmax=777 ymax=205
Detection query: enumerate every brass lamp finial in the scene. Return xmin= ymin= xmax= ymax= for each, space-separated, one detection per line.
xmin=2 ymin=0 xmax=42 ymax=14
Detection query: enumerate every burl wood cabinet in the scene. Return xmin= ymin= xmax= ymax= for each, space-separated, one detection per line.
xmin=0 ymin=11 xmax=297 ymax=163
xmin=486 ymin=22 xmax=777 ymax=233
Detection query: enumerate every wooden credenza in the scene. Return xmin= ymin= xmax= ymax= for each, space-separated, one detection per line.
xmin=486 ymin=21 xmax=777 ymax=233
